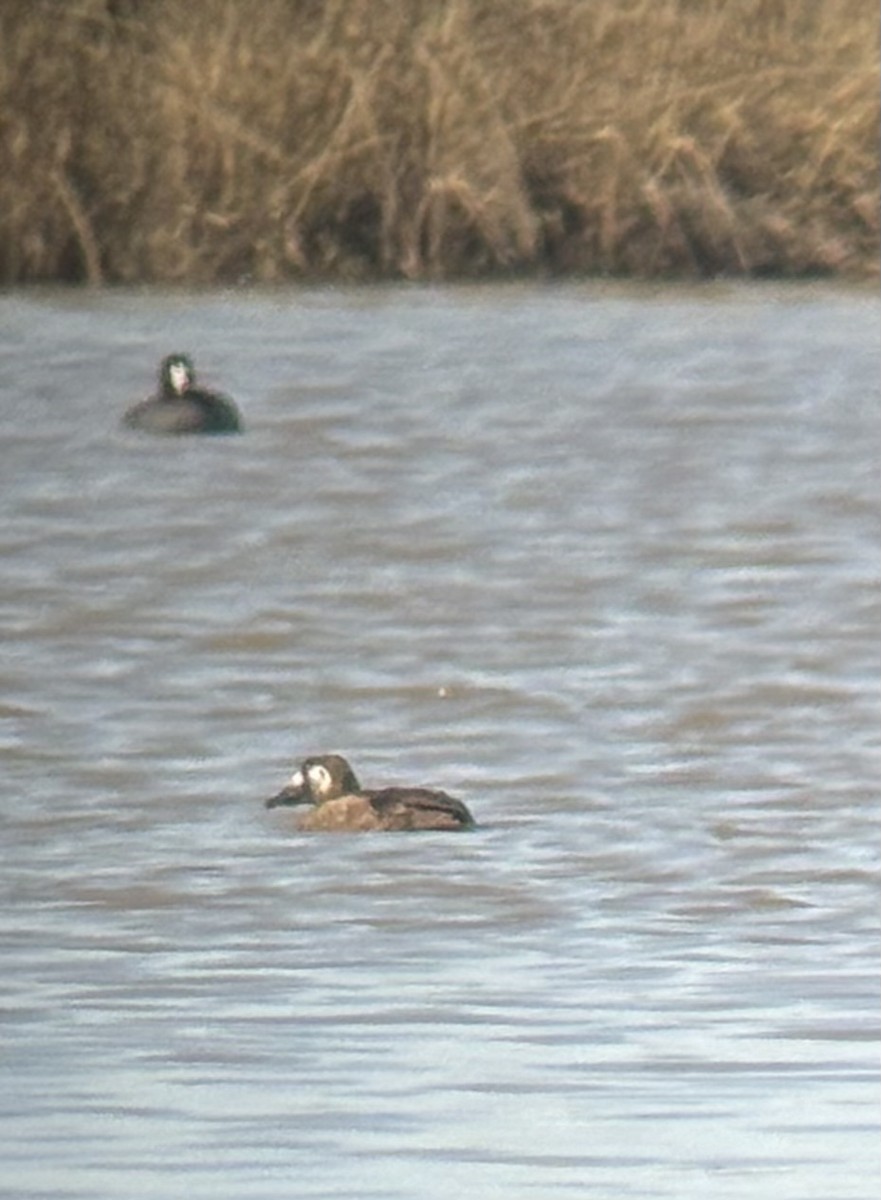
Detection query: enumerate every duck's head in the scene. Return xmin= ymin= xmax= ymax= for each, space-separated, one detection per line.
xmin=160 ymin=353 xmax=195 ymax=397
xmin=266 ymin=754 xmax=361 ymax=809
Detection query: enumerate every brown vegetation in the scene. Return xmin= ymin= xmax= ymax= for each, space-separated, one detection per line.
xmin=1 ymin=0 xmax=878 ymax=283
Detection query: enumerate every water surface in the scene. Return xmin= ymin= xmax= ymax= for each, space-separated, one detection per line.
xmin=1 ymin=282 xmax=878 ymax=1199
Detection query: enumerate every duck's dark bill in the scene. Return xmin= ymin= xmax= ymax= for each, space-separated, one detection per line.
xmin=265 ymin=784 xmax=310 ymax=809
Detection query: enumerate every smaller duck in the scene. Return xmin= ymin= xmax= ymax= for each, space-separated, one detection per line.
xmin=266 ymin=754 xmax=476 ymax=832
xmin=123 ymin=353 xmax=242 ymax=434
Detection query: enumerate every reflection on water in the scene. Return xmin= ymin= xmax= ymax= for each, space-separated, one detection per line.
xmin=1 ymin=283 xmax=878 ymax=1200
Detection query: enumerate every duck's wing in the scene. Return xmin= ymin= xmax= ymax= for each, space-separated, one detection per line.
xmin=365 ymin=787 xmax=476 ymax=830
xmin=190 ymin=389 xmax=243 ymax=433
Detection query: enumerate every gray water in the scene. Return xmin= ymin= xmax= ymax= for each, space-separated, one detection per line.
xmin=1 ymin=282 xmax=878 ymax=1200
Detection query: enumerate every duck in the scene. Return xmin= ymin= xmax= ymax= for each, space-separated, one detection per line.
xmin=265 ymin=754 xmax=476 ymax=832
xmin=123 ymin=353 xmax=242 ymax=434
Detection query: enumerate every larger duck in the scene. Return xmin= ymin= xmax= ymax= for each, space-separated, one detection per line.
xmin=123 ymin=354 xmax=242 ymax=434
xmin=266 ymin=754 xmax=476 ymax=832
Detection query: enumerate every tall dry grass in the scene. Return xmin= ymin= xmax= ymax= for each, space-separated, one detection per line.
xmin=1 ymin=0 xmax=877 ymax=283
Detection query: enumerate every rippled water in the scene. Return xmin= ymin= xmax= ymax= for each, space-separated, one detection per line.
xmin=1 ymin=282 xmax=878 ymax=1199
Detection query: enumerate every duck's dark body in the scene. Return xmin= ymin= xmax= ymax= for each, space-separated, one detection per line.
xmin=266 ymin=754 xmax=476 ymax=832
xmin=123 ymin=354 xmax=242 ymax=435
xmin=123 ymin=390 xmax=241 ymax=434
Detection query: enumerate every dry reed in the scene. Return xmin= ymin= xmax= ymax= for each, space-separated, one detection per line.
xmin=1 ymin=0 xmax=877 ymax=283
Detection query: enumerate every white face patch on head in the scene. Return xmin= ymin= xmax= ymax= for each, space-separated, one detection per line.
xmin=288 ymin=769 xmax=304 ymax=788
xmin=307 ymin=764 xmax=332 ymax=794
xmin=168 ymin=362 xmax=190 ymax=394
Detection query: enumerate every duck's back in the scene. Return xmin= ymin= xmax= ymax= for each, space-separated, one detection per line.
xmin=366 ymin=787 xmax=475 ymax=831
xmin=123 ymin=390 xmax=241 ymax=435
xmin=297 ymin=788 xmax=475 ymax=832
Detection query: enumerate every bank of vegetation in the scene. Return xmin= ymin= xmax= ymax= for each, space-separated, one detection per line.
xmin=1 ymin=0 xmax=877 ymax=284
